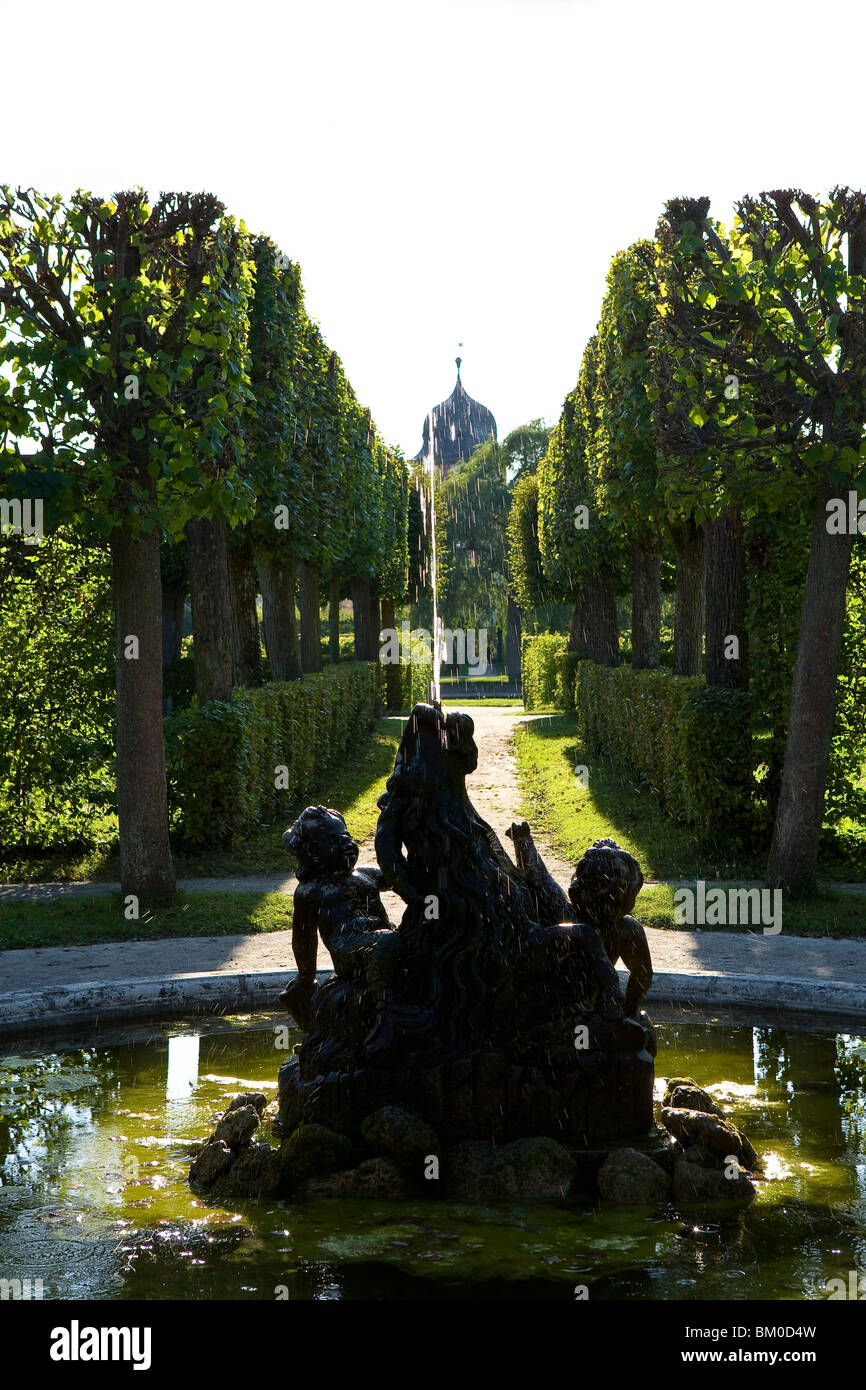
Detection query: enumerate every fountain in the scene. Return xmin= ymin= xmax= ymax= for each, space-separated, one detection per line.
xmin=186 ymin=357 xmax=762 ymax=1208
xmin=189 ymin=705 xmax=763 ymax=1205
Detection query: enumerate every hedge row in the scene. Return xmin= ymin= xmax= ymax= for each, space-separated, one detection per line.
xmin=165 ymin=661 xmax=385 ymax=847
xmin=522 ymin=633 xmax=576 ymax=711
xmin=382 ymin=638 xmax=435 ymax=713
xmin=574 ymin=661 xmax=753 ymax=834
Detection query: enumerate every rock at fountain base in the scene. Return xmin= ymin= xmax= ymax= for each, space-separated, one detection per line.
xmin=278 ymin=1041 xmax=655 ymax=1147
xmin=597 ymin=1146 xmax=672 ymax=1204
xmin=672 ymin=1147 xmax=757 ymax=1205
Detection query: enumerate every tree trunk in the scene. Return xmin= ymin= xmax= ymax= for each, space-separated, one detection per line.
xmin=161 ymin=585 xmax=185 ymax=715
xmin=350 ymin=576 xmax=374 ymax=661
xmin=299 ymin=561 xmax=322 ymax=673
xmin=329 ymin=578 xmax=341 ymax=664
xmin=259 ymin=552 xmax=301 ymax=682
xmin=186 ymin=517 xmax=234 ymax=705
xmin=111 ymin=519 xmax=176 ymax=907
xmin=573 ymin=565 xmax=619 ymax=666
xmin=705 ymin=508 xmax=747 ymax=688
xmin=161 ymin=588 xmax=185 ymax=668
xmin=766 ymin=480 xmax=853 ymax=893
xmin=671 ymin=519 xmax=705 ymax=676
xmin=381 ymin=597 xmax=396 ymax=635
xmin=568 ymin=599 xmax=583 ymax=653
xmin=371 ymin=594 xmax=382 ymax=656
xmin=227 ymin=532 xmax=263 ymax=689
xmin=631 ymin=539 xmax=660 ymax=670
xmin=506 ymin=590 xmax=522 ymax=686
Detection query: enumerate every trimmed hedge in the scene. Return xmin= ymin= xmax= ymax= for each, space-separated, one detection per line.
xmin=574 ymin=661 xmax=753 ymax=835
xmin=522 ymin=633 xmax=569 ymax=710
xmin=165 ymin=661 xmax=384 ymax=847
xmin=382 ymin=636 xmax=434 ymax=712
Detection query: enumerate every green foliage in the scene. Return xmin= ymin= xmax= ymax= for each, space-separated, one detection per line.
xmin=521 ymin=632 xmax=568 ymax=710
xmin=501 ymin=420 xmax=550 ymax=478
xmin=514 ymin=713 xmax=799 ymax=883
xmin=244 ymin=238 xmax=308 ymax=558
xmin=835 ymin=1036 xmax=866 ymax=1118
xmin=507 ymin=472 xmax=550 ymax=611
xmin=165 ymin=661 xmax=383 ymax=847
xmin=651 ymin=191 xmax=866 ymax=515
xmin=0 ymin=191 xmax=410 ymax=865
xmin=827 ymin=537 xmax=866 ymax=830
xmin=574 ymin=662 xmax=753 ymax=837
xmin=745 ymin=508 xmax=809 ymax=815
xmin=0 ymin=189 xmax=257 ymax=541
xmin=0 ymin=531 xmax=115 ymax=849
xmin=440 ymin=437 xmax=510 ymax=631
xmin=318 ymin=631 xmax=356 ymax=664
xmin=381 ymin=630 xmax=432 ymax=712
xmin=538 ymin=338 xmax=626 ymax=602
xmin=243 ymin=235 xmax=408 ymax=598
xmin=595 ymin=242 xmax=665 ymax=535
xmin=163 ymin=649 xmax=196 ymax=711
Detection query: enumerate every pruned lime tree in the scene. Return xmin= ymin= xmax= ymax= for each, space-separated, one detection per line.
xmin=244 ymin=238 xmax=308 ymax=682
xmin=507 ymin=470 xmax=550 ymax=614
xmin=594 ymin=242 xmax=666 ymax=670
xmin=538 ymin=337 xmax=625 ymax=665
xmin=0 ymin=188 xmax=255 ymax=903
xmin=649 ymin=188 xmax=866 ymax=891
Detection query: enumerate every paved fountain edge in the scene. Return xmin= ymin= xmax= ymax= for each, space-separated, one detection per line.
xmin=0 ymin=965 xmax=865 ymax=1040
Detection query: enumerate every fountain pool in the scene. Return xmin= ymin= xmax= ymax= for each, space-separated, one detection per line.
xmin=1 ymin=1008 xmax=864 ymax=1301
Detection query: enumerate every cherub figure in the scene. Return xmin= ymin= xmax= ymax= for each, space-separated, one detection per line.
xmin=507 ymin=825 xmax=653 ymax=1018
xmin=279 ymin=805 xmax=402 ymax=1038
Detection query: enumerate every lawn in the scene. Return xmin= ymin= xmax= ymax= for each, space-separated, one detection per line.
xmin=441 ymin=698 xmax=525 ymax=709
xmin=636 ymin=883 xmax=866 ymax=940
xmin=512 ymin=713 xmax=866 ymax=939
xmin=0 ymin=890 xmax=293 ymax=951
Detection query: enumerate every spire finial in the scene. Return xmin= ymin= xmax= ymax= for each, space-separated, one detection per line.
xmin=455 ymin=355 xmax=462 ymax=377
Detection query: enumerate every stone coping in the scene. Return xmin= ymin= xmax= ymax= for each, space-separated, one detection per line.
xmin=1 ymin=965 xmax=865 ymax=1041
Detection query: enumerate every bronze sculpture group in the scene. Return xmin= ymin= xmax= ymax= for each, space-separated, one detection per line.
xmin=190 ymin=702 xmax=763 ymax=1206
xmin=277 ymin=703 xmax=656 ymax=1144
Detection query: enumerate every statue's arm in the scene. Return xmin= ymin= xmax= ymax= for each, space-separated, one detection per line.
xmin=615 ymin=915 xmax=653 ymax=1016
xmin=359 ymin=865 xmax=387 ymax=891
xmin=507 ymin=820 xmax=571 ymax=924
xmin=291 ymin=885 xmax=322 ymax=984
xmin=281 ymin=884 xmax=325 ymax=1028
xmin=375 ymin=802 xmax=422 ymax=904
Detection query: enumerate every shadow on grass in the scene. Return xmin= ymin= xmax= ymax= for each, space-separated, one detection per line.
xmin=0 ymin=889 xmax=294 ymax=952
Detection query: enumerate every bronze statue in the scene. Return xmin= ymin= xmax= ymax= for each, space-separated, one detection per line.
xmin=508 ymin=824 xmax=654 ymax=1018
xmin=279 ymin=805 xmax=404 ymax=1053
xmin=277 ymin=703 xmax=656 ymax=1145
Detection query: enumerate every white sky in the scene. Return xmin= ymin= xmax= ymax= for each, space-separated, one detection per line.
xmin=2 ymin=0 xmax=864 ymax=456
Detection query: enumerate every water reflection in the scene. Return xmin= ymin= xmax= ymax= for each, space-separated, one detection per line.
xmin=166 ymin=1034 xmax=200 ymax=1103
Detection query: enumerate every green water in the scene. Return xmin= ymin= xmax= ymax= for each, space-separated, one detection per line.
xmin=1 ymin=1012 xmax=865 ymax=1301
